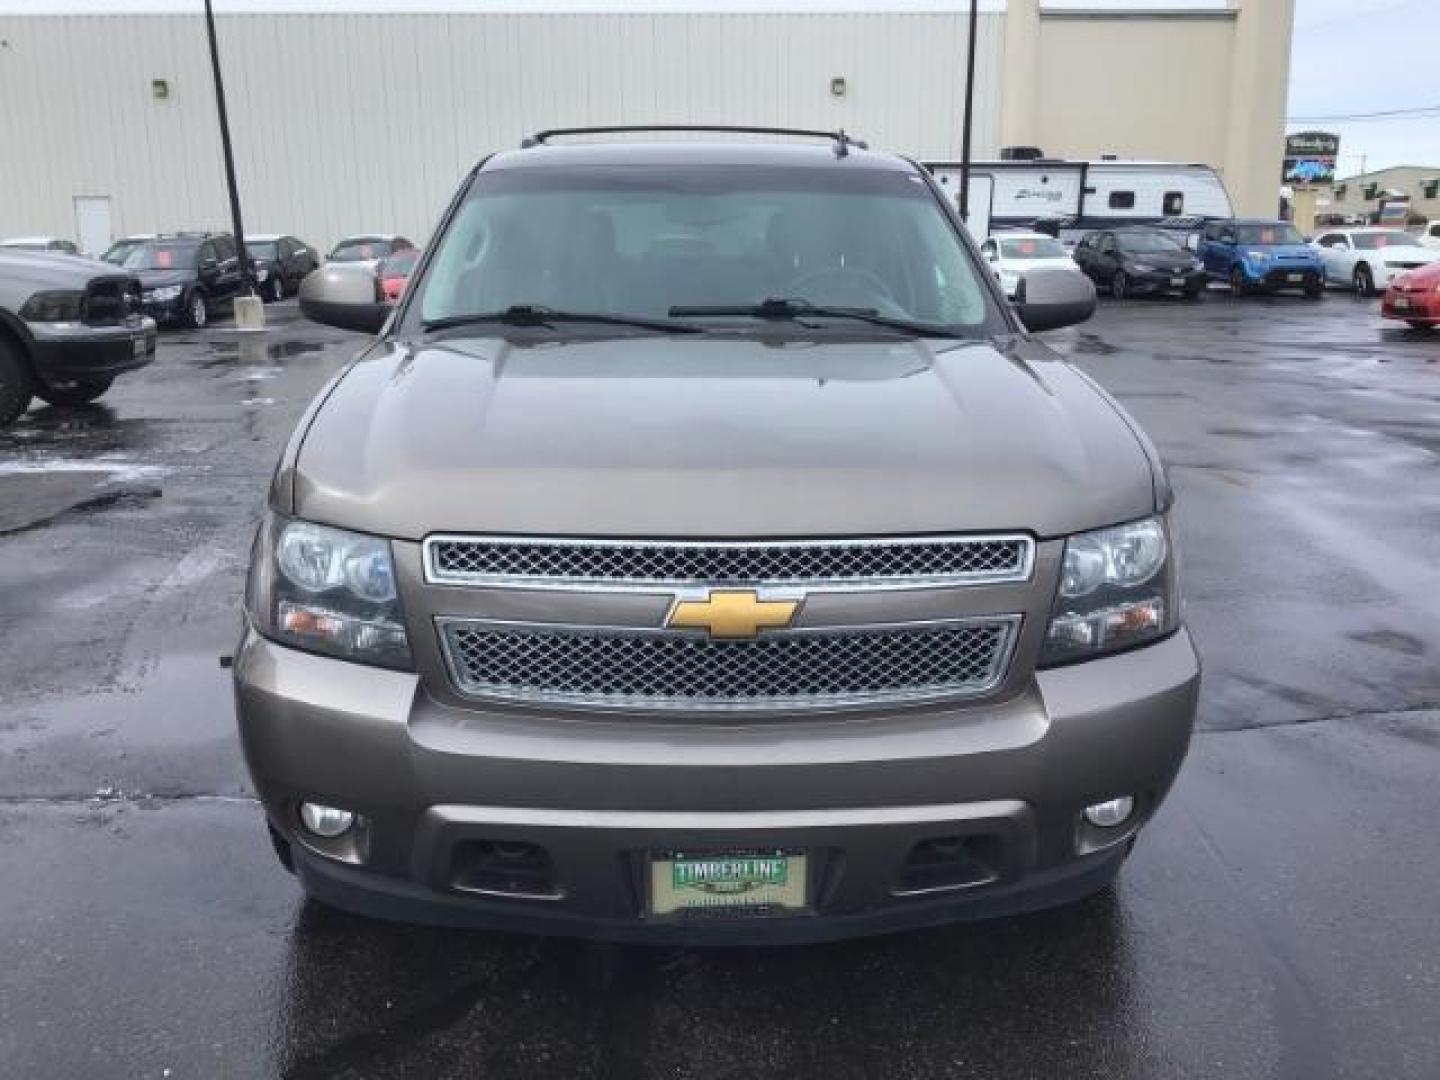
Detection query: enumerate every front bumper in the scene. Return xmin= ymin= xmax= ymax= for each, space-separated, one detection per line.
xmin=234 ymin=626 xmax=1200 ymax=943
xmin=1246 ymin=264 xmax=1322 ymax=290
xmin=28 ymin=318 xmax=156 ymax=382
xmin=1382 ymin=289 xmax=1440 ymax=323
xmin=1129 ymin=268 xmax=1205 ymax=295
xmin=140 ymin=295 xmax=186 ymax=323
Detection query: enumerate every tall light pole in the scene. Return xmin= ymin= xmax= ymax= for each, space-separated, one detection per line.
xmin=203 ymin=0 xmax=255 ymax=297
xmin=958 ymin=0 xmax=979 ymax=222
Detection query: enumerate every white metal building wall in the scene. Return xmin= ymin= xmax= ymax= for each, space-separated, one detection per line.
xmin=0 ymin=11 xmax=1004 ymax=252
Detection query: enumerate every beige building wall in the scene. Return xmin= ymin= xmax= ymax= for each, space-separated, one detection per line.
xmin=1002 ymin=0 xmax=1294 ymax=218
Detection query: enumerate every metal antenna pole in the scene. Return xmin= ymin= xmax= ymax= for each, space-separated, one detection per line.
xmin=959 ymin=0 xmax=979 ymax=222
xmin=204 ymin=0 xmax=255 ymax=296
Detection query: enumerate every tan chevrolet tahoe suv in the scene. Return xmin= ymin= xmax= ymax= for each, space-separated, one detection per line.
xmin=233 ymin=127 xmax=1199 ymax=943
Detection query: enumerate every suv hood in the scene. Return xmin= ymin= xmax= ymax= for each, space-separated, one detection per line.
xmin=287 ymin=335 xmax=1158 ymax=540
xmin=1250 ymin=244 xmax=1318 ymax=260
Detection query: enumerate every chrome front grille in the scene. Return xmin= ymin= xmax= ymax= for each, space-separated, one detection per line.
xmin=438 ymin=616 xmax=1020 ymax=710
xmin=425 ymin=534 xmax=1033 ymax=589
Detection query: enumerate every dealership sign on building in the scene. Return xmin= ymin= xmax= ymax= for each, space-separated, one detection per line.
xmin=1283 ymin=131 xmax=1340 ymax=185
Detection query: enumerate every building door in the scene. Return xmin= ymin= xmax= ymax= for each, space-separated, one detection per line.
xmin=73 ymin=196 xmax=112 ymax=258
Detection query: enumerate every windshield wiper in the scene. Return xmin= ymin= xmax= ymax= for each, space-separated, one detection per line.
xmin=669 ymin=298 xmax=966 ymax=338
xmin=422 ymin=304 xmax=704 ymax=335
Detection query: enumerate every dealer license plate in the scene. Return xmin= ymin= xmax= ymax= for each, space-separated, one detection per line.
xmin=1394 ymin=297 xmax=1411 ymax=310
xmin=1287 ymin=273 xmax=1303 ymax=283
xmin=649 ymin=849 xmax=808 ymax=916
xmin=1170 ymin=277 xmax=1184 ymax=288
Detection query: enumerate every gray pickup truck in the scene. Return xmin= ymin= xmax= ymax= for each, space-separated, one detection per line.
xmin=0 ymin=250 xmax=156 ymax=425
xmin=234 ymin=127 xmax=1199 ymax=944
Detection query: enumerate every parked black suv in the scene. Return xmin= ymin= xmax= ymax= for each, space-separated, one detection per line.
xmin=245 ymin=234 xmax=321 ymax=303
xmin=118 ymin=233 xmax=245 ymax=328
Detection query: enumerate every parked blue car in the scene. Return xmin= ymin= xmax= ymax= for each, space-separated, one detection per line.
xmin=1198 ymin=218 xmax=1325 ymax=297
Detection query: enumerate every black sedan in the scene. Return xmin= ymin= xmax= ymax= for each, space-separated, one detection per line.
xmin=1073 ymin=228 xmax=1206 ymax=300
xmin=244 ymin=234 xmax=320 ymax=303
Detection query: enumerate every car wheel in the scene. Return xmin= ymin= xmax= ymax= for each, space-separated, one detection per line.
xmin=1407 ymin=320 xmax=1434 ymax=331
xmin=1229 ymin=266 xmax=1249 ymax=296
xmin=0 ymin=337 xmax=35 ymax=426
xmin=187 ymin=291 xmax=208 ymax=329
xmin=1305 ymin=280 xmax=1324 ymax=299
xmin=1111 ymin=270 xmax=1129 ymax=299
xmin=269 ymin=275 xmax=285 ymax=303
xmin=1185 ymin=284 xmax=1203 ymax=301
xmin=34 ymin=376 xmax=113 ymax=407
xmin=1353 ymin=264 xmax=1374 ymax=296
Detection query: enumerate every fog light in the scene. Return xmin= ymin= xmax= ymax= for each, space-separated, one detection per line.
xmin=300 ymin=801 xmax=355 ymax=838
xmin=1083 ymin=796 xmax=1135 ymax=829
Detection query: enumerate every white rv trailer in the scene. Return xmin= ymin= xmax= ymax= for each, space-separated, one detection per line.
xmin=925 ymin=159 xmax=1234 ymax=246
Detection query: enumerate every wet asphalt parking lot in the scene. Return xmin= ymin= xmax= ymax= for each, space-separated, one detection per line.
xmin=1 ymin=290 xmax=1438 ymax=1079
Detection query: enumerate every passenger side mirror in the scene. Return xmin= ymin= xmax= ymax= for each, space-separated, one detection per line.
xmin=1015 ymin=266 xmax=1096 ymax=333
xmin=298 ymin=264 xmax=389 ymax=334
xmin=200 ymin=257 xmax=218 ymax=273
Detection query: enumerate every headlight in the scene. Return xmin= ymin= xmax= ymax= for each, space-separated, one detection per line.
xmin=1129 ymin=263 xmax=1154 ymax=274
xmin=1040 ymin=515 xmax=1177 ymax=665
xmin=246 ymin=516 xmax=412 ymax=669
xmin=19 ymin=289 xmax=85 ymax=323
xmin=150 ymin=285 xmax=183 ymax=301
xmin=1245 ymin=250 xmax=1269 ymax=262
xmin=255 ymin=267 xmax=270 ymax=282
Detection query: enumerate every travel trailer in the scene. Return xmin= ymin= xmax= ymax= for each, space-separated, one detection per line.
xmin=926 ymin=158 xmax=1234 ymax=246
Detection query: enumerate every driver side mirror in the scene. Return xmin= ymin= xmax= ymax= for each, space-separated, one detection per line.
xmin=1185 ymin=234 xmax=1200 ymax=252
xmin=199 ymin=257 xmax=218 ymax=273
xmin=299 ymin=264 xmax=389 ymax=334
xmin=1015 ymin=266 xmax=1096 ymax=333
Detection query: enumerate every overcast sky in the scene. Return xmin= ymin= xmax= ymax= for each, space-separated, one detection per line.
xmin=1288 ymin=0 xmax=1439 ymax=177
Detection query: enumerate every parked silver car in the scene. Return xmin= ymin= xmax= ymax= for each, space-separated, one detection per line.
xmin=234 ymin=127 xmax=1199 ymax=943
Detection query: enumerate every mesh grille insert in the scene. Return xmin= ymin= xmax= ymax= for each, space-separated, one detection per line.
xmin=440 ymin=618 xmax=1018 ymax=709
xmin=427 ymin=536 xmax=1031 ymax=586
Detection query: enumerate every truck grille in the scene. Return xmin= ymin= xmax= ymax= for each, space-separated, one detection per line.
xmin=425 ymin=535 xmax=1032 ymax=588
xmin=84 ymin=278 xmax=141 ymax=326
xmin=438 ymin=616 xmax=1020 ymax=710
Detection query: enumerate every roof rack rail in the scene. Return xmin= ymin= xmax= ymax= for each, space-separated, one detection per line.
xmin=521 ymin=125 xmax=868 ymax=157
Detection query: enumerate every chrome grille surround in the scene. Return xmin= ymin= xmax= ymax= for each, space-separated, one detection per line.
xmin=424 ymin=534 xmax=1034 ymax=591
xmin=437 ymin=615 xmax=1022 ymax=711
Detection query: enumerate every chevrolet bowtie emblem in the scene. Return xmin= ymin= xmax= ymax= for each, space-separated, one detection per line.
xmin=666 ymin=590 xmax=800 ymax=640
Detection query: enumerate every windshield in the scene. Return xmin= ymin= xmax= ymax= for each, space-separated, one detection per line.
xmin=1352 ymin=231 xmax=1415 ymax=250
xmin=382 ymin=250 xmax=419 ymax=276
xmin=102 ymin=241 xmax=144 ymax=264
xmin=999 ymin=236 xmax=1068 ymax=260
xmin=1236 ymin=224 xmax=1304 ymax=246
xmin=411 ymin=165 xmax=997 ymax=336
xmin=246 ymin=241 xmax=278 ymax=260
xmin=1116 ymin=232 xmax=1183 ymax=255
xmin=330 ymin=240 xmax=386 ymax=262
xmin=120 ymin=241 xmax=200 ymax=271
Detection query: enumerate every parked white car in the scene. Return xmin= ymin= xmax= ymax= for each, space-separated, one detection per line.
xmin=1418 ymin=220 xmax=1440 ymax=251
xmin=980 ymin=232 xmax=1081 ymax=299
xmin=1310 ymin=228 xmax=1440 ymax=295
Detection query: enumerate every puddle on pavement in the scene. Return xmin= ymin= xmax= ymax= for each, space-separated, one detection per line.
xmin=0 ymin=459 xmax=165 ymax=533
xmin=202 ymin=338 xmax=327 ymax=367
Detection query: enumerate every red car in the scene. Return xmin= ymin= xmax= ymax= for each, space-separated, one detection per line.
xmin=378 ymin=249 xmax=420 ymax=303
xmin=1381 ymin=260 xmax=1440 ymax=329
